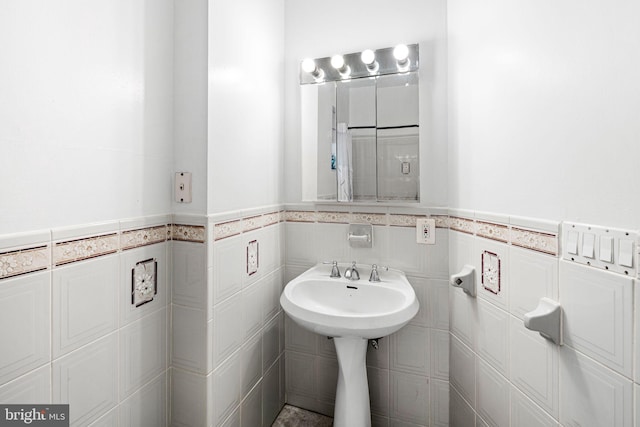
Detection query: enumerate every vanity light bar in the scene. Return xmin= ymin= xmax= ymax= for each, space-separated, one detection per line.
xmin=299 ymin=43 xmax=419 ymax=85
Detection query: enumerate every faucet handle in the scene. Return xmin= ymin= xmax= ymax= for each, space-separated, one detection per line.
xmin=369 ymin=264 xmax=388 ymax=282
xmin=323 ymin=261 xmax=341 ymax=278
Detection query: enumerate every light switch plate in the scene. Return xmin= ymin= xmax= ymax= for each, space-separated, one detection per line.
xmin=175 ymin=172 xmax=192 ymax=203
xmin=416 ymin=218 xmax=436 ymax=245
xmin=247 ymin=240 xmax=258 ymax=276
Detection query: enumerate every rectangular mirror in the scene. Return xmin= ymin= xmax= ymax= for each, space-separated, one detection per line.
xmin=301 ymin=69 xmax=419 ymax=202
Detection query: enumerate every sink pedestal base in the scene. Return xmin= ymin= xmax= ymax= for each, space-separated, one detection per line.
xmin=333 ymin=337 xmax=371 ymax=427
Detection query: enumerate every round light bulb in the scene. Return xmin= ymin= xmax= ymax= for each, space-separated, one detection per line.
xmin=301 ymin=58 xmax=317 ymax=74
xmin=361 ymin=49 xmax=375 ymax=65
xmin=330 ymin=55 xmax=345 ymax=70
xmin=393 ymin=44 xmax=409 ymax=62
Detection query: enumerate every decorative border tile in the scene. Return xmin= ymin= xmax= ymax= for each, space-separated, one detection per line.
xmin=121 ymin=226 xmax=167 ymax=250
xmin=284 ymin=211 xmax=316 ymax=223
xmin=213 ymin=220 xmax=242 ymax=241
xmin=0 ymin=246 xmax=49 ymax=279
xmin=449 ymin=217 xmax=476 ymax=234
xmin=433 ymin=215 xmax=449 ymax=229
xmin=242 ymin=216 xmax=265 ymax=232
xmin=510 ymin=227 xmax=558 ymax=256
xmin=476 ymin=221 xmax=509 ymax=243
xmin=262 ymin=211 xmax=282 ymax=227
xmin=172 ymin=224 xmax=206 ymax=243
xmin=389 ymin=214 xmax=418 ymax=227
xmin=316 ymin=211 xmax=351 ymax=224
xmin=352 ymin=212 xmax=387 ymax=225
xmin=54 ymin=233 xmax=119 ymax=266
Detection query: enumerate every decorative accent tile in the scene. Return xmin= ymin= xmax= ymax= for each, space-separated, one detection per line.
xmin=0 ymin=246 xmax=49 ymax=279
xmin=511 ymin=227 xmax=558 ymax=256
xmin=213 ymin=220 xmax=242 ymax=241
xmin=316 ymin=211 xmax=351 ymax=224
xmin=450 ymin=217 xmax=476 ymax=234
xmin=482 ymin=251 xmax=501 ymax=294
xmin=433 ymin=215 xmax=449 ymax=229
xmin=242 ymin=216 xmax=265 ymax=232
xmin=262 ymin=211 xmax=281 ymax=227
xmin=284 ymin=211 xmax=316 ymax=223
xmin=54 ymin=233 xmax=119 ymax=266
xmin=352 ymin=212 xmax=387 ymax=226
xmin=131 ymin=258 xmax=157 ymax=307
xmin=247 ymin=240 xmax=259 ymax=276
xmin=389 ymin=214 xmax=419 ymax=227
xmin=172 ymin=224 xmax=206 ymax=243
xmin=120 ymin=226 xmax=167 ymax=250
xmin=476 ymin=221 xmax=509 ymax=243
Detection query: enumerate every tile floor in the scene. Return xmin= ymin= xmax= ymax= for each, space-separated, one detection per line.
xmin=272 ymin=405 xmax=333 ymax=426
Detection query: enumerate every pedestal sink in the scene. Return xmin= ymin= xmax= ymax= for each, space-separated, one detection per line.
xmin=280 ymin=263 xmax=419 ymax=427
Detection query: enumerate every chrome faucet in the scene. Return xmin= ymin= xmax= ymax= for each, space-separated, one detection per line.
xmin=369 ymin=264 xmax=388 ymax=282
xmin=329 ymin=261 xmax=341 ymax=278
xmin=344 ymin=261 xmax=360 ymax=281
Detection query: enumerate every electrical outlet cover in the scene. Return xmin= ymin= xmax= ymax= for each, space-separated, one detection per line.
xmin=416 ymin=218 xmax=436 ymax=244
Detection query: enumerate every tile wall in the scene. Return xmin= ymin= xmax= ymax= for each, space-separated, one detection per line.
xmin=448 ymin=209 xmax=639 ymax=427
xmin=0 ymin=215 xmax=190 ymax=426
xmin=283 ymin=205 xmax=451 ymax=427
xmin=170 ymin=209 xmax=286 ymax=427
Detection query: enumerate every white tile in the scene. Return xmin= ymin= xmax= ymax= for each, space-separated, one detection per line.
xmin=262 ymin=315 xmax=280 ymax=372
xmin=250 ymin=225 xmax=281 ymax=279
xmin=0 ymin=364 xmax=50 ymax=404
xmin=510 ymin=386 xmax=558 ymax=427
xmin=221 ymin=408 xmax=240 ymax=427
xmin=368 ymin=366 xmax=389 ymax=416
xmin=351 ymin=225 xmax=389 ymax=267
xmin=509 ymin=246 xmax=558 ymax=320
xmin=407 ymin=276 xmax=429 ymax=327
xmin=0 ymin=271 xmax=50 ymax=385
xmin=636 ymin=287 xmax=640 ymax=384
xmin=241 ymin=332 xmax=263 ymax=396
xmin=213 ymin=235 xmax=243 ymax=304
xmin=119 ymin=373 xmax=167 ymax=427
xmin=285 ymin=222 xmax=317 ymax=265
xmin=242 ymin=279 xmax=264 ymax=340
xmin=317 ymin=334 xmax=337 ymax=358
xmin=213 ymin=353 xmax=241 ymax=426
xmin=389 ymin=418 xmax=423 ymax=427
xmin=449 ymin=230 xmax=477 ymax=281
xmin=431 ymin=379 xmax=449 ymax=427
xmin=372 ymin=414 xmax=390 ymax=427
xmin=262 ymin=360 xmax=280 ymax=427
xmin=285 ymin=351 xmax=316 ymax=398
xmin=509 ymin=316 xmax=558 ymax=418
xmin=431 ymin=329 xmax=449 ymax=380
xmin=316 ymin=356 xmax=339 ymax=403
xmin=450 ymin=334 xmax=476 ymax=407
xmin=386 ymin=226 xmax=429 ymax=276
xmin=476 ymin=415 xmax=489 ymax=427
xmin=635 ymin=383 xmax=640 ymax=427
xmin=426 ymin=228 xmax=450 ymax=279
xmin=476 ymin=298 xmax=509 ymax=377
xmin=390 ymin=325 xmax=430 ymax=376
xmin=172 ymin=241 xmax=206 ymax=309
xmin=170 ymin=368 xmax=206 ymax=427
xmin=476 ymin=359 xmax=510 ymax=427
xmin=262 ymin=268 xmax=282 ymax=323
xmin=475 ymin=237 xmax=509 ymax=311
xmin=120 ymin=243 xmax=168 ymax=326
xmin=120 ymin=308 xmax=167 ymax=399
xmin=560 ymin=345 xmax=633 ymax=427
xmin=389 ymin=371 xmax=429 ymax=425
xmin=430 ymin=279 xmax=450 ymax=330
xmin=560 ymin=261 xmax=633 ymax=377
xmin=314 ymin=223 xmax=350 ymax=267
xmin=285 ymin=315 xmax=317 ymax=354
xmin=213 ymin=292 xmax=243 ymax=368
xmin=172 ymin=305 xmax=207 ymax=374
xmin=241 ymin=380 xmax=262 ymax=427
xmin=52 ymin=333 xmax=118 ymax=426
xmin=450 ymin=284 xmax=478 ymax=349
xmin=53 ymin=256 xmax=118 ymax=358
xmin=367 ymin=336 xmax=389 ymax=369
xmin=450 ymin=384 xmax=476 ymax=427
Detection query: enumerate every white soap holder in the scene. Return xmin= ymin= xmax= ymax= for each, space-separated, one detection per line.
xmin=523 ymin=298 xmax=562 ymax=346
xmin=450 ymin=265 xmax=476 ymax=297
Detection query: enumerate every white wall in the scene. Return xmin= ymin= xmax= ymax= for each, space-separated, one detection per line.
xmin=0 ymin=0 xmax=174 ymax=234
xmin=448 ymin=0 xmax=640 ymax=229
xmin=284 ymin=0 xmax=448 ymax=207
xmin=207 ymin=0 xmax=285 ymax=214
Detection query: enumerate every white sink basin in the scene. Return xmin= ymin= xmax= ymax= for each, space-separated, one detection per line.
xmin=280 ymin=263 xmax=419 ymax=338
